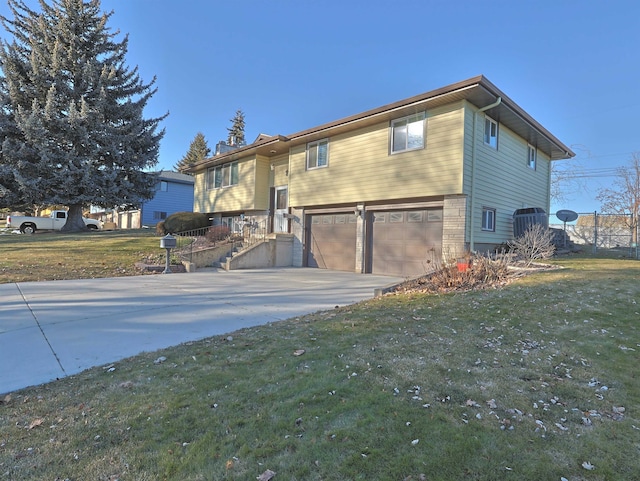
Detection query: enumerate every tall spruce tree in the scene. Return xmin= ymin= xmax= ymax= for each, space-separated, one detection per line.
xmin=227 ymin=109 xmax=245 ymax=146
xmin=0 ymin=0 xmax=166 ymax=231
xmin=175 ymin=132 xmax=210 ymax=173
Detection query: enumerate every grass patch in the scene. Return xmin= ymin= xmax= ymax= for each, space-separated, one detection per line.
xmin=0 ymin=230 xmax=161 ymax=283
xmin=1 ymin=256 xmax=638 ymax=480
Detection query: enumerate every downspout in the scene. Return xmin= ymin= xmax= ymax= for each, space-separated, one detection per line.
xmin=469 ymin=96 xmax=502 ymax=251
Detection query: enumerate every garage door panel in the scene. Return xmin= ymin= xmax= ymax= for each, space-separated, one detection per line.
xmin=308 ymin=214 xmax=356 ymax=271
xmin=371 ymin=208 xmax=442 ymax=278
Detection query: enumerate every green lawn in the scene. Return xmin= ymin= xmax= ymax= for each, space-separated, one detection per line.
xmin=0 ymin=253 xmax=638 ymax=480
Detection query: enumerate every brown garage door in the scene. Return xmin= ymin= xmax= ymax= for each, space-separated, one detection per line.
xmin=307 ymin=213 xmax=357 ymax=271
xmin=370 ymin=208 xmax=443 ymax=277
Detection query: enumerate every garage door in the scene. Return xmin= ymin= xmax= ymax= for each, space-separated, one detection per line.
xmin=370 ymin=208 xmax=443 ymax=277
xmin=307 ymin=213 xmax=357 ymax=271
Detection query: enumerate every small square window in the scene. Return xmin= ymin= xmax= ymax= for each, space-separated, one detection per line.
xmin=391 ymin=112 xmax=425 ymax=154
xmin=482 ymin=207 xmax=496 ymax=232
xmin=484 ymin=117 xmax=498 ymax=149
xmin=307 ymin=139 xmax=329 ymax=169
xmin=527 ymin=144 xmax=537 ymax=170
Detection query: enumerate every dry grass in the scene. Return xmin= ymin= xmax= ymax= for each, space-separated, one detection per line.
xmin=0 ymin=229 xmax=161 ymax=283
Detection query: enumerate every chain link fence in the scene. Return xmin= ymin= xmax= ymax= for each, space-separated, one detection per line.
xmin=549 ymin=212 xmax=639 ymax=259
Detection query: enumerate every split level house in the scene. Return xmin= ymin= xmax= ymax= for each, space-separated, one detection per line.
xmin=190 ymin=75 xmax=574 ymax=277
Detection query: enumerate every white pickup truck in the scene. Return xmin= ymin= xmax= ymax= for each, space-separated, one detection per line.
xmin=6 ymin=210 xmax=102 ymax=234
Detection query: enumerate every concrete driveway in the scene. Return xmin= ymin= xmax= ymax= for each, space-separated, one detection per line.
xmin=0 ymin=268 xmax=402 ymax=395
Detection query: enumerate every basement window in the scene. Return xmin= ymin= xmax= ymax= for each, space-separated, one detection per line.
xmin=482 ymin=207 xmax=496 ymax=232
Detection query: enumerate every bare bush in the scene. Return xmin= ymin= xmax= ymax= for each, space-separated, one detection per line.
xmin=205 ymin=225 xmax=231 ymax=242
xmin=397 ymin=251 xmax=515 ymax=294
xmin=509 ymin=224 xmax=555 ymax=267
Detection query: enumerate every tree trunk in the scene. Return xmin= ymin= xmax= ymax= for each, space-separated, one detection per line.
xmin=61 ymin=204 xmax=89 ymax=232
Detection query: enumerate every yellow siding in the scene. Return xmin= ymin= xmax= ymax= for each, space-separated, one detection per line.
xmin=194 ymin=156 xmax=258 ymax=213
xmin=254 ymin=155 xmax=271 ymax=210
xmin=271 ymin=153 xmax=289 ymax=187
xmin=193 ymin=171 xmax=206 ymax=212
xmin=289 ymin=102 xmax=465 ymax=207
xmin=463 ymin=104 xmax=552 ymax=245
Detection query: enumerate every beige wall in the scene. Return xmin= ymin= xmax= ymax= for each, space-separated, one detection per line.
xmin=463 ymin=103 xmax=552 ymax=246
xmin=194 ymin=156 xmax=259 ymax=213
xmin=289 ymin=102 xmax=465 ymax=207
xmin=270 ymin=153 xmax=289 ymax=188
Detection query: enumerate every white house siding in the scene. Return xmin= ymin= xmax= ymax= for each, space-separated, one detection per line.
xmin=463 ymin=104 xmax=552 ymax=250
xmin=289 ymin=102 xmax=465 ymax=208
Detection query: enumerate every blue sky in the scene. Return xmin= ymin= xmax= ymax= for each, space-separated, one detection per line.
xmin=2 ymin=0 xmax=639 ymax=216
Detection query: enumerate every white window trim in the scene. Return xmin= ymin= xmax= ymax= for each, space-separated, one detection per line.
xmin=484 ymin=116 xmax=498 ymax=149
xmin=481 ymin=207 xmax=496 ymax=232
xmin=527 ymin=144 xmax=537 ymax=170
xmin=390 ymin=112 xmax=426 ymax=154
xmin=207 ymin=161 xmax=239 ymax=190
xmin=306 ymin=138 xmax=329 ymax=170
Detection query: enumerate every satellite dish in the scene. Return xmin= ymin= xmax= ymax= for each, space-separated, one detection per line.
xmin=556 ymin=209 xmax=578 ymax=222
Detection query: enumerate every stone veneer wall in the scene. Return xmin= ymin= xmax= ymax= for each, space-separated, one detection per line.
xmin=290 ymin=208 xmax=304 ymax=267
xmin=442 ymin=195 xmax=468 ymax=261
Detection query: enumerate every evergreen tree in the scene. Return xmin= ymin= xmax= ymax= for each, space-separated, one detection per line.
xmin=175 ymin=132 xmax=210 ymax=173
xmin=227 ymin=109 xmax=245 ymax=146
xmin=0 ymin=0 xmax=166 ymax=231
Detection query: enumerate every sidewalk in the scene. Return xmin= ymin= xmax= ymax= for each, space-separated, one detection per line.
xmin=0 ymin=268 xmax=402 ymax=395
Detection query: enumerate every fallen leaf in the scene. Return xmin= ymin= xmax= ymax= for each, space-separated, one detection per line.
xmin=293 ymin=349 xmax=305 ymax=356
xmin=226 ymin=459 xmax=234 ymax=470
xmin=256 ymin=469 xmax=276 ymax=480
xmin=28 ymin=418 xmax=44 ymax=430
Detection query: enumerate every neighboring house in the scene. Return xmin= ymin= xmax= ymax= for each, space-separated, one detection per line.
xmin=190 ymin=75 xmax=574 ymax=277
xmin=113 ymin=171 xmax=195 ymax=228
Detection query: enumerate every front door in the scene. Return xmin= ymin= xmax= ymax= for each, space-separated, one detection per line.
xmin=274 ymin=186 xmax=288 ymax=233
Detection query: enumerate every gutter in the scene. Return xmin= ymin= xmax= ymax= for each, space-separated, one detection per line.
xmin=469 ymin=96 xmax=502 ymax=251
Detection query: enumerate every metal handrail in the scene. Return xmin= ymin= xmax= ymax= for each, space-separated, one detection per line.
xmin=231 ymin=218 xmax=268 ymax=253
xmin=169 ymin=218 xmax=270 ymax=263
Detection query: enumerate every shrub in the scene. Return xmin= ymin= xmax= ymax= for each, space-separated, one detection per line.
xmin=156 ymin=221 xmax=165 ymax=236
xmin=162 ymin=212 xmax=209 ymax=234
xmin=205 ymin=225 xmax=231 ymax=243
xmin=509 ymin=223 xmax=555 ymax=266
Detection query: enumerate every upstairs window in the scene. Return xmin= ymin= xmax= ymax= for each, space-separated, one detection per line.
xmin=527 ymin=144 xmax=537 ymax=170
xmin=307 ymin=139 xmax=329 ymax=169
xmin=482 ymin=207 xmax=496 ymax=232
xmin=207 ymin=161 xmax=239 ymax=189
xmin=391 ymin=112 xmax=425 ymax=154
xmin=157 ymin=181 xmax=168 ymax=192
xmin=484 ymin=116 xmax=498 ymax=149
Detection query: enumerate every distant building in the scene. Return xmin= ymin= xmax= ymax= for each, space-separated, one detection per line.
xmin=105 ymin=171 xmax=194 ymax=229
xmin=140 ymin=171 xmax=195 ymax=227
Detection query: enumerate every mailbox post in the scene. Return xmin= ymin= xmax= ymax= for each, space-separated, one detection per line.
xmin=160 ymin=234 xmax=177 ymax=274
